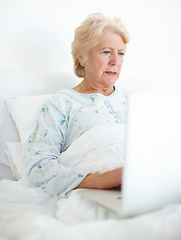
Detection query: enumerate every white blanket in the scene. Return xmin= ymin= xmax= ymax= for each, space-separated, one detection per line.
xmin=0 ymin=179 xmax=181 ymax=240
xmin=58 ymin=124 xmax=126 ymax=173
xmin=0 ymin=125 xmax=181 ymax=240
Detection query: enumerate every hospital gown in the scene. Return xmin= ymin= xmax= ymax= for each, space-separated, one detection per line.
xmin=23 ymin=86 xmax=127 ymax=197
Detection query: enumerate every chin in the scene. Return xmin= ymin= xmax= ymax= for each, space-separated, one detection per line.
xmin=104 ymin=77 xmax=118 ymax=87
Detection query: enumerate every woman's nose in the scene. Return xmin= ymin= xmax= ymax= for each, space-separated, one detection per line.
xmin=109 ymin=53 xmax=119 ymax=65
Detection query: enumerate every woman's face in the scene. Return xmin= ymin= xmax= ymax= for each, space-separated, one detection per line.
xmin=82 ymin=30 xmax=126 ymax=90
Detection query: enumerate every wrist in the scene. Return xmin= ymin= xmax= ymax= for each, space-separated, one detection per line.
xmin=76 ymin=173 xmax=99 ymax=189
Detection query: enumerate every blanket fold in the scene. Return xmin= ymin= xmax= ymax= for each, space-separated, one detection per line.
xmin=58 ymin=124 xmax=126 ymax=173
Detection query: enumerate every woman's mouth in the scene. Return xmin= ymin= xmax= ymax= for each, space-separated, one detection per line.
xmin=105 ymin=71 xmax=117 ymax=76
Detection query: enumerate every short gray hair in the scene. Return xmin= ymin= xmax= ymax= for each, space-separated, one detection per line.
xmin=71 ymin=12 xmax=130 ymax=78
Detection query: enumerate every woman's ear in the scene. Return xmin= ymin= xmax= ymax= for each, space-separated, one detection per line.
xmin=78 ymin=55 xmax=86 ymax=66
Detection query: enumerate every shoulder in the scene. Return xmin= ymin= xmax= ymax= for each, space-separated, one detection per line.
xmin=37 ymin=88 xmax=70 ymax=117
xmin=111 ymin=87 xmax=130 ymax=106
xmin=39 ymin=87 xmax=85 ymax=115
xmin=43 ymin=87 xmax=74 ymax=106
xmin=115 ymin=86 xmax=129 ymax=95
xmin=113 ymin=86 xmax=129 ymax=99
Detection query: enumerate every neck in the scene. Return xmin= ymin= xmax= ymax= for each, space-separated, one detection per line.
xmin=73 ymin=80 xmax=115 ymax=96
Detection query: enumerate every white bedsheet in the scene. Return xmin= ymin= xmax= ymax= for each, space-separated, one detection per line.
xmin=0 ymin=179 xmax=181 ymax=240
xmin=0 ymin=125 xmax=181 ymax=240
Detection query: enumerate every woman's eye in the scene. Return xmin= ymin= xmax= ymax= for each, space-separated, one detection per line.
xmin=118 ymin=52 xmax=124 ymax=56
xmin=103 ymin=51 xmax=111 ymax=55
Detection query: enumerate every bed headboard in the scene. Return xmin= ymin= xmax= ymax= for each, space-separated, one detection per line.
xmin=0 ymin=68 xmax=159 ymax=180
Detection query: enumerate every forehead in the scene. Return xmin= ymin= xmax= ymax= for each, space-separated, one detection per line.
xmin=95 ymin=30 xmax=125 ymax=49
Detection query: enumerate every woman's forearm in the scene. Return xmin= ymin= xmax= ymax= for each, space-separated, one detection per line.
xmin=76 ymin=167 xmax=123 ymax=190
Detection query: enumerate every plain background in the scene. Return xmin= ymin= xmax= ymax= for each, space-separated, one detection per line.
xmin=0 ymin=0 xmax=181 ymax=92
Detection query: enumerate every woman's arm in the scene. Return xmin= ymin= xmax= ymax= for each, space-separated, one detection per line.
xmin=23 ymin=98 xmax=90 ymax=197
xmin=76 ymin=167 xmax=123 ymax=189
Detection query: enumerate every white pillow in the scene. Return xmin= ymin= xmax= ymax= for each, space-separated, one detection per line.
xmin=4 ymin=142 xmax=24 ymax=180
xmin=6 ymin=94 xmax=51 ymax=144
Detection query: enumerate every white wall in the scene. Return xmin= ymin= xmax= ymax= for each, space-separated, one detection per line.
xmin=0 ymin=0 xmax=181 ymax=92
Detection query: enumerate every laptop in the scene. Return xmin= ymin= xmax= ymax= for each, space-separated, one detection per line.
xmin=79 ymin=91 xmax=181 ymax=218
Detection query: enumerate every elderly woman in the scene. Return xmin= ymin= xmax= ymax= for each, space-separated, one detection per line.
xmin=23 ymin=12 xmax=129 ymax=198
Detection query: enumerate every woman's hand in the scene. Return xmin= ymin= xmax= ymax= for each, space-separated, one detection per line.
xmin=76 ymin=167 xmax=123 ymax=190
